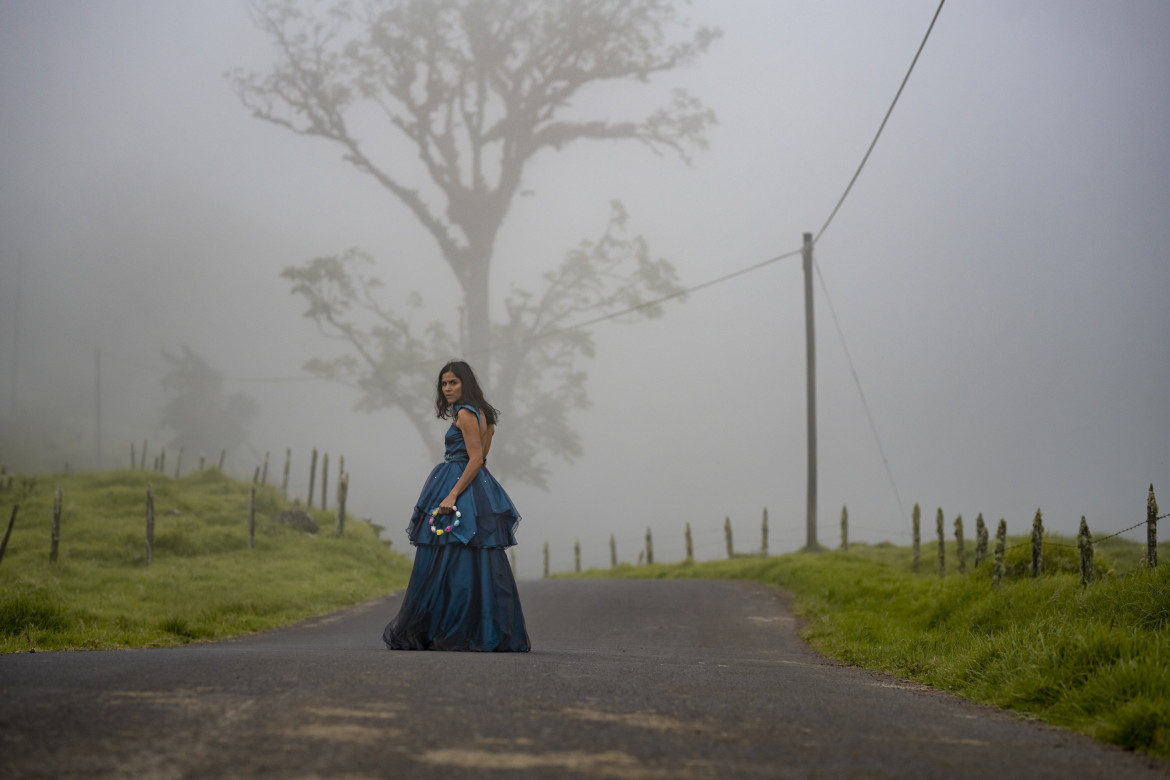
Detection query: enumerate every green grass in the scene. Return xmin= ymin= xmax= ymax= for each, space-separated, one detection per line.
xmin=565 ymin=538 xmax=1170 ymax=759
xmin=0 ymin=468 xmax=411 ymax=652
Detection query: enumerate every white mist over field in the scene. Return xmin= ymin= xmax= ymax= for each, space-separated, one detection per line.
xmin=1 ymin=1 xmax=1168 ymax=577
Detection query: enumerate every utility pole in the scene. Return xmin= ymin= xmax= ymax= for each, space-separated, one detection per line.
xmin=802 ymin=233 xmax=818 ymax=550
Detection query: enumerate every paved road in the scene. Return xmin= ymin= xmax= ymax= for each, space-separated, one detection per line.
xmin=1 ymin=578 xmax=1167 ymax=779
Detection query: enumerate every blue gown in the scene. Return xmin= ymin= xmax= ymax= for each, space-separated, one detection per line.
xmin=383 ymin=405 xmax=530 ymax=652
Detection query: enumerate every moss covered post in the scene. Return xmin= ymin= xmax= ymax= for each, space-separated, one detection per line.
xmin=992 ymin=518 xmax=1006 ymax=588
xmin=840 ymin=505 xmax=848 ymax=551
xmin=912 ymin=503 xmax=921 ymax=573
xmin=574 ymin=540 xmax=581 ymax=572
xmin=1077 ymin=516 xmax=1093 ymax=585
xmin=724 ymin=516 xmax=734 ymax=558
xmin=1031 ymin=509 xmax=1044 ymax=578
xmin=321 ymin=452 xmax=329 ymax=510
xmin=543 ymin=541 xmax=549 ymax=578
xmin=282 ymin=448 xmax=291 ymax=498
xmin=335 ymin=473 xmax=348 ymax=538
xmin=954 ymin=514 xmax=966 ymax=574
xmin=260 ymin=451 xmax=269 ymax=486
xmin=307 ymin=448 xmax=318 ymax=507
xmin=974 ymin=513 xmax=988 ymax=568
xmin=610 ymin=533 xmax=617 ymax=568
xmin=761 ymin=507 xmax=769 ymax=556
xmin=685 ymin=523 xmax=694 ymax=562
xmin=936 ymin=507 xmax=945 ymax=577
xmin=174 ymin=447 xmax=184 ymax=479
xmin=0 ymin=504 xmax=17 ymax=568
xmin=1148 ymin=484 xmax=1158 ymax=569
xmin=645 ymin=528 xmax=654 ymax=565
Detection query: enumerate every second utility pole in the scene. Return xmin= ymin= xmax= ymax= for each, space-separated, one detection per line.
xmin=802 ymin=232 xmax=818 ymax=550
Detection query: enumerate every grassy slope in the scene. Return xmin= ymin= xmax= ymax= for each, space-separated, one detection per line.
xmin=0 ymin=468 xmax=412 ymax=652
xmin=565 ymin=539 xmax=1170 ymax=758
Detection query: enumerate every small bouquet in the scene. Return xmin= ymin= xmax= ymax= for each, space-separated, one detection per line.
xmin=428 ymin=508 xmax=461 ymax=536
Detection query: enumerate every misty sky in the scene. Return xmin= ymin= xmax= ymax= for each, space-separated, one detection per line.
xmin=1 ymin=0 xmax=1168 ymax=575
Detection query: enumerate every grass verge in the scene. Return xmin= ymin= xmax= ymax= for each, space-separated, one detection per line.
xmin=564 ymin=539 xmax=1170 ymax=759
xmin=0 ymin=468 xmax=411 ymax=652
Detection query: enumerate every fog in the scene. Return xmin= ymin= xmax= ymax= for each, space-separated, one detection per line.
xmin=2 ymin=0 xmax=1168 ymax=576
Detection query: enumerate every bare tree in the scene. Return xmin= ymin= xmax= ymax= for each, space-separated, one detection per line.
xmin=233 ymin=0 xmax=718 ymax=485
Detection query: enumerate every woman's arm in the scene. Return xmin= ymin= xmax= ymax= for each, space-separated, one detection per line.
xmin=439 ymin=408 xmax=486 ymax=513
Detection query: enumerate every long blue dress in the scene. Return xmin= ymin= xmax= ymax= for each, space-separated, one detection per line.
xmin=383 ymin=405 xmax=530 ymax=652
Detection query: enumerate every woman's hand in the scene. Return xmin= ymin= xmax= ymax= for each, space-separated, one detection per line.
xmin=439 ymin=494 xmax=458 ymax=514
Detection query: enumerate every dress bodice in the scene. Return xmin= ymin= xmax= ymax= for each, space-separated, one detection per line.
xmin=442 ymin=405 xmax=481 ymax=463
xmin=443 ymin=423 xmax=469 ymax=463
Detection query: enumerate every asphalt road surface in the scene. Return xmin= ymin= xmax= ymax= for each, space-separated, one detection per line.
xmin=2 ymin=578 xmax=1167 ymax=779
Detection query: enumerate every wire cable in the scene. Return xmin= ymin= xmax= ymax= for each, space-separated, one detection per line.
xmin=813 ymin=258 xmax=909 ymax=530
xmin=814 ymin=0 xmax=946 ymax=244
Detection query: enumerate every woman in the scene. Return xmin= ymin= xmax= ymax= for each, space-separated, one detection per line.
xmin=383 ymin=360 xmax=530 ymax=652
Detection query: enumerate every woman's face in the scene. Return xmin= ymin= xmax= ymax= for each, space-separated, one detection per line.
xmin=440 ymin=371 xmax=463 ymax=405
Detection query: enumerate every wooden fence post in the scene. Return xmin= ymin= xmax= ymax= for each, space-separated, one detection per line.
xmin=198 ymin=455 xmax=205 ymax=471
xmin=141 ymin=439 xmax=148 ymax=471
xmin=724 ymin=516 xmax=733 ymax=558
xmin=159 ymin=449 xmax=166 ymax=475
xmin=574 ymin=540 xmax=581 ymax=572
xmin=936 ymin=507 xmax=945 ymax=577
xmin=912 ymin=503 xmax=921 ymax=573
xmin=218 ymin=450 xmax=226 ymax=471
xmin=954 ymin=514 xmax=966 ymax=574
xmin=308 ymin=448 xmax=318 ymax=507
xmin=1031 ymin=509 xmax=1044 ymax=578
xmin=261 ymin=451 xmax=269 ymax=486
xmin=645 ymin=528 xmax=654 ymax=565
xmin=0 ymin=505 xmax=18 ymax=567
xmin=610 ymin=534 xmax=617 ymax=568
xmin=543 ymin=541 xmax=550 ymax=579
xmin=131 ymin=442 xmax=136 ymax=469
xmin=1078 ymin=516 xmax=1093 ymax=585
xmin=282 ymin=448 xmax=291 ymax=498
xmin=992 ymin=519 xmax=1006 ymax=588
xmin=761 ymin=507 xmax=769 ymax=556
xmin=174 ymin=447 xmax=183 ymax=479
xmin=685 ymin=523 xmax=694 ymax=562
xmin=248 ymin=485 xmax=256 ymax=549
xmin=840 ymin=505 xmax=848 ymax=551
xmin=50 ymin=485 xmax=62 ymax=563
xmin=974 ymin=513 xmax=988 ymax=568
xmin=145 ymin=484 xmax=155 ymax=565
xmin=335 ymin=473 xmax=348 ymax=538
xmin=252 ymin=466 xmax=260 ymax=484
xmin=321 ymin=452 xmax=330 ymax=510
xmin=1148 ymin=484 xmax=1158 ymax=569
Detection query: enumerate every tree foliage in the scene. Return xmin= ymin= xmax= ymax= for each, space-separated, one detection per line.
xmin=283 ymin=201 xmax=682 ymax=486
xmin=234 ymin=0 xmax=717 ymax=486
xmin=159 ymin=346 xmax=259 ymax=461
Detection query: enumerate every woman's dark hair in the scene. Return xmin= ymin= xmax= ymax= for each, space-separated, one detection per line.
xmin=435 ymin=360 xmax=500 ymax=426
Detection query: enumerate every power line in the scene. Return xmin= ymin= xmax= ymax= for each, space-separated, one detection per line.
xmin=815 ymin=0 xmax=946 ymax=244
